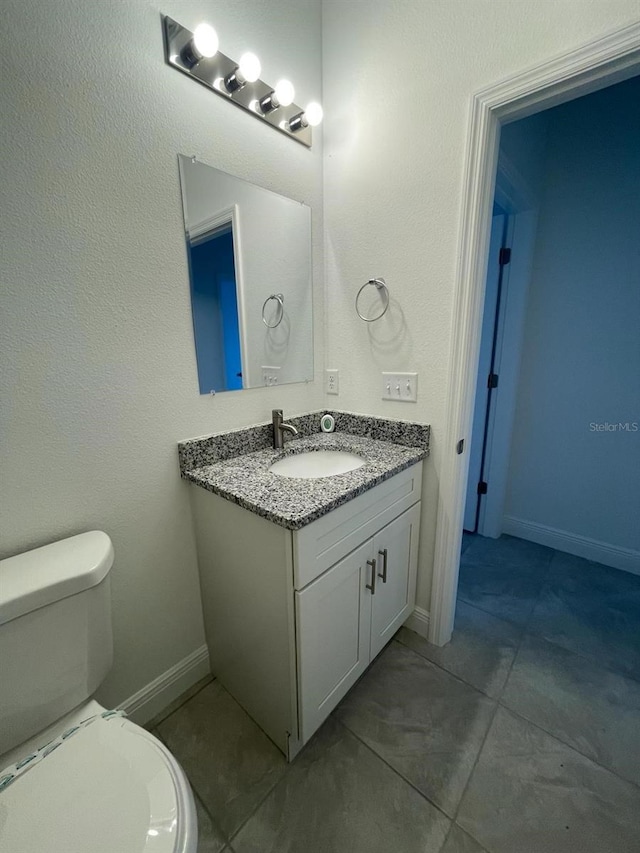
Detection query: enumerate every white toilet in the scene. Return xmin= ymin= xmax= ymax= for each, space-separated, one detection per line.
xmin=0 ymin=531 xmax=198 ymax=853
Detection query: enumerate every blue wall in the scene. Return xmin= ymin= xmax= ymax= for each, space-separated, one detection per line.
xmin=189 ymin=228 xmax=242 ymax=393
xmin=505 ymin=74 xmax=640 ymax=562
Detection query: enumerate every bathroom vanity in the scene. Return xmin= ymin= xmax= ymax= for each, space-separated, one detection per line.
xmin=180 ymin=413 xmax=429 ymax=760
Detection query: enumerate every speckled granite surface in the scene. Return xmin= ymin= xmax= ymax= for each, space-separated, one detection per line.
xmin=179 ymin=411 xmax=429 ymax=531
xmin=182 ymin=432 xmax=427 ymax=530
xmin=178 ymin=410 xmax=430 ymax=473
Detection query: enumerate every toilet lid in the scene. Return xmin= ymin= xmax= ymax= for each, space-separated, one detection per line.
xmin=0 ymin=717 xmax=184 ymax=853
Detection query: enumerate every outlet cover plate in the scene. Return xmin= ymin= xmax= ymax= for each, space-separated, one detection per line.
xmin=382 ymin=372 xmax=418 ymax=402
xmin=326 ymin=369 xmax=339 ymax=395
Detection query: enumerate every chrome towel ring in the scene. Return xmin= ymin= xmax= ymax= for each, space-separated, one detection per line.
xmin=262 ymin=293 xmax=284 ymax=328
xmin=355 ymin=277 xmax=389 ymax=322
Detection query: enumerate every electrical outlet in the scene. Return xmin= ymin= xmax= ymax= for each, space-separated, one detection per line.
xmin=326 ymin=368 xmax=339 ymax=395
xmin=262 ymin=365 xmax=280 ymax=386
xmin=382 ymin=372 xmax=418 ymax=402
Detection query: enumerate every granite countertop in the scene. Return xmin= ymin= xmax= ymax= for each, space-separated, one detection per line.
xmin=182 ymin=429 xmax=428 ymax=530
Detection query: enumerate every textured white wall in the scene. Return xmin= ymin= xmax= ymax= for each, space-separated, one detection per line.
xmin=0 ymin=0 xmax=324 ymax=706
xmin=505 ymin=76 xmax=640 ymax=551
xmin=322 ymin=0 xmax=640 ymax=611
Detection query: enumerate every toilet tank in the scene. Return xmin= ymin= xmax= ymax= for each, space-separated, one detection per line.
xmin=0 ymin=531 xmax=114 ymax=757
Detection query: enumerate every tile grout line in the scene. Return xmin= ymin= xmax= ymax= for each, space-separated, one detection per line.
xmin=494 ymin=700 xmax=640 ymax=794
xmin=146 ymin=675 xmax=216 ymax=730
xmin=394 ymin=635 xmax=498 ymax=701
xmin=194 ymin=793 xmax=229 ymax=852
xmin=454 ymin=595 xmax=525 ymax=631
xmin=456 ymin=592 xmax=534 ymax=630
xmin=457 ymin=546 xmax=553 ymax=624
xmin=514 ymin=616 xmax=640 ymax=688
xmin=530 ymin=638 xmax=640 ymax=687
xmin=447 ymin=698 xmax=501 ymax=838
xmin=331 ymin=715 xmax=456 ymax=824
xmin=392 ymin=637 xmax=503 ymax=702
xmin=395 ymin=624 xmax=523 ymax=705
xmin=225 ymin=747 xmax=298 ymax=845
xmin=152 ymin=725 xmax=230 ymax=848
xmin=438 ymin=824 xmax=456 ymax=853
xmin=449 ymin=589 xmax=531 ymax=833
xmin=437 ymin=820 xmax=491 ymax=853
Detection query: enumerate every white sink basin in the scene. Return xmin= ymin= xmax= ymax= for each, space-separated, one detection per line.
xmin=269 ymin=450 xmax=365 ymax=479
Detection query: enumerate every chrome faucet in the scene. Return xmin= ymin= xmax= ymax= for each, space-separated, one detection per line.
xmin=272 ymin=409 xmax=299 ymax=449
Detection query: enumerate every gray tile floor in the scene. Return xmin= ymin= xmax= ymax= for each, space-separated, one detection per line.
xmin=152 ymin=534 xmax=640 ymax=853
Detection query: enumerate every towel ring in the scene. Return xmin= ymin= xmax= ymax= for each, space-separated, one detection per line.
xmin=355 ymin=278 xmax=389 ymax=322
xmin=262 ymin=293 xmax=284 ymax=328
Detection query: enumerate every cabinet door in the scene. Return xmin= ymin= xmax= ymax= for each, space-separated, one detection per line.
xmin=296 ymin=540 xmax=373 ymax=743
xmin=370 ymin=503 xmax=421 ymax=660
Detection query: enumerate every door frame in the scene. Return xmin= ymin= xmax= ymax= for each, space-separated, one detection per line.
xmin=462 ymin=210 xmax=509 ymax=534
xmin=428 ymin=22 xmax=640 ymax=646
xmin=469 ymin=152 xmax=539 ymax=539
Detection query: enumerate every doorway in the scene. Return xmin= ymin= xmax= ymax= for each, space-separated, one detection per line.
xmin=463 ymin=75 xmax=640 ymax=554
xmin=189 ymin=223 xmax=243 ymax=393
xmin=429 ymin=22 xmax=640 ymax=647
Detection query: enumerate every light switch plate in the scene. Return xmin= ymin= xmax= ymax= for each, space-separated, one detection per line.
xmin=382 ymin=372 xmax=418 ymax=402
xmin=326 ymin=369 xmax=339 ymax=395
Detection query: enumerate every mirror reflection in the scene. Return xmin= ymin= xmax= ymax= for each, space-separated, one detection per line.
xmin=178 ymin=155 xmax=313 ymax=393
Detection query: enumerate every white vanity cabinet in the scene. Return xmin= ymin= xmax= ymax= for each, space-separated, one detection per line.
xmin=189 ymin=461 xmax=422 ymax=760
xmin=296 ymin=502 xmax=420 ymax=743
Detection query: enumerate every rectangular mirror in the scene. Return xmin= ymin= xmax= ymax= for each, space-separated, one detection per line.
xmin=178 ymin=154 xmax=314 ymax=393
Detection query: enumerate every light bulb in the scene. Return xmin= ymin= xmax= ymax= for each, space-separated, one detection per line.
xmin=193 ymin=23 xmax=218 ymax=59
xmin=238 ymin=52 xmax=261 ymax=83
xmin=304 ymin=101 xmax=323 ymax=127
xmin=288 ymin=101 xmax=323 ymax=133
xmin=259 ymin=78 xmax=295 ymax=114
xmin=274 ymin=79 xmax=295 ymax=107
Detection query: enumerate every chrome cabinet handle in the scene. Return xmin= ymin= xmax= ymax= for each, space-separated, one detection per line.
xmin=366 ymin=558 xmax=377 ymax=594
xmin=378 ymin=548 xmax=388 ymax=583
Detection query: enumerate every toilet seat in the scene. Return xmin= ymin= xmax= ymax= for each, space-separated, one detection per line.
xmin=0 ymin=713 xmax=197 ymax=853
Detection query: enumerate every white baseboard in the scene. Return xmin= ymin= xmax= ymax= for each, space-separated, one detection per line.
xmin=404 ymin=606 xmax=431 ymax=639
xmin=502 ymin=516 xmax=640 ymax=577
xmin=119 ymin=644 xmax=211 ymax=726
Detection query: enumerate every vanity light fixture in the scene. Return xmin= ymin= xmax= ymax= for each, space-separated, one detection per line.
xmin=162 ymin=15 xmax=321 ymax=147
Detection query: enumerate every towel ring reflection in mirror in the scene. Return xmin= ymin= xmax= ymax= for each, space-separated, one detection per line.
xmin=262 ymin=293 xmax=285 ymax=328
xmin=355 ymin=278 xmax=389 ymax=322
